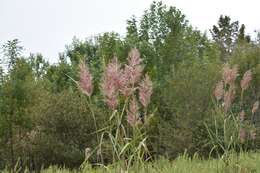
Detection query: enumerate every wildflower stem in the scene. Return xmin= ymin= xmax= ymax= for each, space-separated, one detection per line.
xmin=115 ymin=98 xmax=129 ymax=142
xmin=86 ymin=96 xmax=101 ymax=163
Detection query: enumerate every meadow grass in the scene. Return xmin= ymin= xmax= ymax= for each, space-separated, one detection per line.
xmin=6 ymin=152 xmax=258 ymax=173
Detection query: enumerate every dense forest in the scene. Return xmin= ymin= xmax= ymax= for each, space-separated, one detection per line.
xmin=1 ymin=1 xmax=260 ymax=172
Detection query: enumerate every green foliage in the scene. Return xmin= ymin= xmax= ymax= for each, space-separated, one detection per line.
xmin=150 ymin=61 xmax=221 ymax=158
xmin=45 ymin=61 xmax=76 ymax=93
xmin=0 ymin=58 xmax=37 ymax=169
xmin=66 ymin=37 xmax=98 ymax=65
xmin=28 ymin=53 xmax=49 ymax=79
xmin=2 ymin=39 xmax=23 ymax=68
xmin=22 ymin=90 xmax=105 ymax=170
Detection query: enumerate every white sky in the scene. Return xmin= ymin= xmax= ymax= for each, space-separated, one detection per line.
xmin=0 ymin=0 xmax=260 ymax=63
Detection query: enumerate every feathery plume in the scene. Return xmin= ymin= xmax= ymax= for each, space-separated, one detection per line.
xmin=128 ymin=48 xmax=142 ymax=67
xmin=79 ymin=61 xmax=93 ymax=97
xmin=127 ymin=97 xmax=141 ymax=126
xmin=139 ymin=74 xmax=153 ymax=108
xmin=223 ymin=86 xmax=236 ymax=112
xmin=104 ymin=57 xmax=122 ymax=90
xmin=101 ymin=57 xmax=122 ymax=110
xmin=214 ymin=80 xmax=224 ymax=101
xmin=106 ymin=94 xmax=118 ymax=110
xmin=118 ymin=69 xmax=134 ymax=97
xmin=240 ymin=70 xmax=252 ymax=91
xmin=250 ymin=129 xmax=256 ymax=140
xmin=123 ymin=65 xmax=143 ymax=86
xmin=222 ymin=64 xmax=238 ymax=85
xmin=252 ymin=101 xmax=259 ymax=114
xmin=119 ymin=82 xmax=134 ymax=97
xmin=118 ymin=48 xmax=144 ymax=96
xmin=85 ymin=147 xmax=91 ymax=160
xmin=125 ymin=48 xmax=143 ymax=85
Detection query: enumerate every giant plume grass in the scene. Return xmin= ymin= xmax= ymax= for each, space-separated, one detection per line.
xmin=206 ymin=64 xmax=258 ymax=165
xmin=78 ymin=48 xmax=153 ymax=171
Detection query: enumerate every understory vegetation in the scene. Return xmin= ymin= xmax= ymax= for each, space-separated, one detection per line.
xmin=3 ymin=152 xmax=260 ymax=173
xmin=1 ymin=1 xmax=260 ymax=172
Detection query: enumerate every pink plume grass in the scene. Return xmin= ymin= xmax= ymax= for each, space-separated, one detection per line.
xmin=128 ymin=48 xmax=142 ymax=67
xmin=127 ymin=97 xmax=141 ymax=126
xmin=124 ymin=48 xmax=143 ymax=85
xmin=222 ymin=64 xmax=238 ymax=85
xmin=79 ymin=61 xmax=93 ymax=97
xmin=139 ymin=74 xmax=153 ymax=108
xmin=223 ymin=85 xmax=236 ymax=112
xmin=241 ymin=70 xmax=252 ymax=91
xmin=214 ymin=80 xmax=224 ymax=101
xmin=252 ymin=101 xmax=259 ymax=114
xmin=101 ymin=57 xmax=122 ymax=110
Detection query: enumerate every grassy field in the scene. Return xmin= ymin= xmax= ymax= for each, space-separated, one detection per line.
xmin=4 ymin=152 xmax=259 ymax=173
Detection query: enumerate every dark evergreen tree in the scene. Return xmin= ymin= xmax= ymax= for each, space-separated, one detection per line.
xmin=210 ymin=15 xmax=240 ymax=61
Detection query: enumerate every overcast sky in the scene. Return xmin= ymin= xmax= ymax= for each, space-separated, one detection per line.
xmin=1 ymin=0 xmax=260 ymax=63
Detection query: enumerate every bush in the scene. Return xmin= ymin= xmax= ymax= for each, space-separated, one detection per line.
xmin=19 ymin=90 xmax=105 ymax=170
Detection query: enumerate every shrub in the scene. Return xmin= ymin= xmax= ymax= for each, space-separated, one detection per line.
xmin=20 ymin=90 xmax=105 ymax=170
